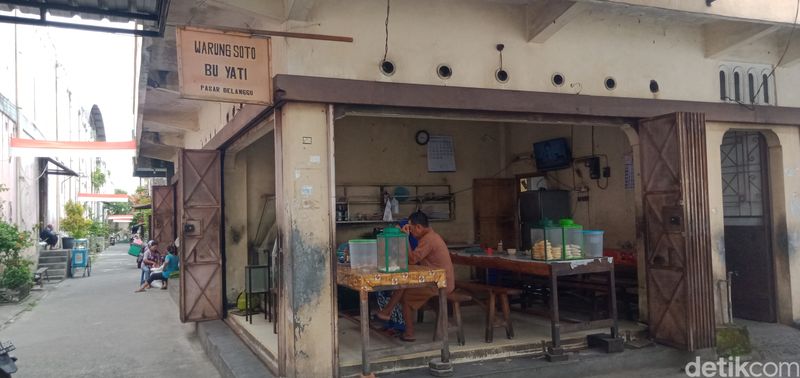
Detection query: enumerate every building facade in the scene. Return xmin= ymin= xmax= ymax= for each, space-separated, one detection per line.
xmin=136 ymin=1 xmax=800 ymax=376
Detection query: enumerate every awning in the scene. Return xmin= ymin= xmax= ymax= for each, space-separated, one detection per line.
xmin=43 ymin=158 xmax=78 ymax=177
xmin=0 ymin=0 xmax=170 ymax=37
xmin=11 ymin=138 xmax=136 ymax=158
xmin=132 ymin=203 xmax=152 ymax=210
xmin=77 ymin=193 xmax=130 ymax=203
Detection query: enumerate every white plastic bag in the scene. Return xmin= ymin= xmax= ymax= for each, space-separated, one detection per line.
xmin=383 ymin=199 xmax=393 ymax=221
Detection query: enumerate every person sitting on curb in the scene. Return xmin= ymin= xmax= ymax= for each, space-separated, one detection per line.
xmin=135 ymin=244 xmax=179 ymax=292
xmin=139 ymin=241 xmax=161 ymax=285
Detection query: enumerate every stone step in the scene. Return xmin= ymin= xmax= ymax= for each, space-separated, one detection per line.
xmin=39 ymin=250 xmax=70 ymax=258
xmin=39 ymin=267 xmax=67 ymax=279
xmin=37 ymin=262 xmax=67 ymax=271
xmin=38 ymin=256 xmax=68 ymax=264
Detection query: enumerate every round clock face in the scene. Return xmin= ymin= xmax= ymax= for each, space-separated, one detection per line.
xmin=415 ymin=130 xmax=430 ymax=145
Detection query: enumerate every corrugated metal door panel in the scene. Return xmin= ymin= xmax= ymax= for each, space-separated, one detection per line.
xmin=178 ymin=149 xmax=223 ymax=323
xmin=151 ymin=185 xmax=175 ymax=248
xmin=640 ymin=113 xmax=715 ymax=351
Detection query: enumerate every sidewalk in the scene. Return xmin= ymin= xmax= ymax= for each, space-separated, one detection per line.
xmin=0 ymin=284 xmax=54 ymax=331
xmin=1 ymin=244 xmax=219 ymax=378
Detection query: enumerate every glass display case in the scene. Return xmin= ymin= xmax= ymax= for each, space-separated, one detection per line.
xmin=376 ymin=228 xmax=409 ymax=273
xmin=530 ymin=219 xmax=564 ymax=261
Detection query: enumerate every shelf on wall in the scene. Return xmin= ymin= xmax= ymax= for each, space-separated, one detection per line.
xmin=335 ymin=184 xmax=455 ymax=224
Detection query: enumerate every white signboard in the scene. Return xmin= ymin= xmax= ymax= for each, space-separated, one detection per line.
xmin=176 ymin=27 xmax=272 ymax=105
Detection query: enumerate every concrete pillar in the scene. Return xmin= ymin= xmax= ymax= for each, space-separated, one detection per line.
xmin=275 ymin=102 xmax=335 ymax=377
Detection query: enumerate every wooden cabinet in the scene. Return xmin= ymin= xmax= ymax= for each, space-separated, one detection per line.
xmin=473 ymin=178 xmax=517 ymax=249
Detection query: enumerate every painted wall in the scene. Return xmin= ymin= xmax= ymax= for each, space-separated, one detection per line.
xmin=334 ymin=116 xmax=504 ymax=245
xmin=505 ymin=124 xmax=637 ymax=250
xmin=270 ymin=0 xmax=800 ymax=106
xmin=706 ymin=121 xmax=800 ymax=324
xmin=223 ymin=132 xmax=277 ymax=304
xmin=333 ymin=117 xmax=637 ymax=252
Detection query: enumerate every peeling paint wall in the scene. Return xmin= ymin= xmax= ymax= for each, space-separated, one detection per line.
xmin=276 ymin=103 xmax=334 ymax=377
xmin=707 ymin=121 xmax=800 ymax=324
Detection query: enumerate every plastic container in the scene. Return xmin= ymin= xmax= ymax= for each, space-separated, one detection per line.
xmin=583 ymin=230 xmax=604 ymax=258
xmin=348 ymin=239 xmax=378 ymax=270
xmin=560 ymin=219 xmax=584 ymax=260
xmin=531 ymin=219 xmax=563 ymax=261
xmin=376 ymin=228 xmax=409 ymax=273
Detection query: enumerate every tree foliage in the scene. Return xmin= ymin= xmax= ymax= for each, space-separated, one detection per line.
xmin=91 ymin=167 xmax=107 ymax=193
xmin=61 ymin=201 xmax=92 ymax=239
xmin=105 ymin=189 xmax=132 ymax=215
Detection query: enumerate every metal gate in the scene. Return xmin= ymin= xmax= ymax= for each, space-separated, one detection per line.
xmin=721 ymin=131 xmax=776 ymax=322
xmin=151 ymin=185 xmax=176 ymax=248
xmin=178 ymin=149 xmax=223 ymax=322
xmin=639 ymin=113 xmax=715 ymax=351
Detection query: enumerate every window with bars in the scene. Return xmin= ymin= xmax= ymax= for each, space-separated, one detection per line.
xmin=718 ymin=63 xmax=776 ymax=105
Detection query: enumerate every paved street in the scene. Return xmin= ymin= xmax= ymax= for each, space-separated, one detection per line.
xmin=0 ymin=244 xmax=219 ymax=378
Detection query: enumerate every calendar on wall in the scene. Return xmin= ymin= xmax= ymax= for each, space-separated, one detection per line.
xmin=427 ymin=135 xmax=456 ymax=172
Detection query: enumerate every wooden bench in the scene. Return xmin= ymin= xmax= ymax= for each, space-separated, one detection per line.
xmin=417 ymin=290 xmax=472 ymax=345
xmin=456 ymin=281 xmax=523 ymax=343
xmin=34 ymin=267 xmax=49 ymax=288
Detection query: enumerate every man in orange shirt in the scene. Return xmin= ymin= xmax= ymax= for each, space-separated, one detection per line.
xmin=376 ymin=211 xmax=454 ymax=341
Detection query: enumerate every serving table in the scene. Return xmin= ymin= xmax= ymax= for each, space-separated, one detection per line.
xmin=337 ymin=264 xmax=452 ymax=377
xmin=449 ymin=252 xmax=622 ymax=361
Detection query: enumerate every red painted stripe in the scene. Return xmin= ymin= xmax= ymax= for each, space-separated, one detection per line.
xmin=77 ymin=193 xmax=130 ymax=199
xmin=11 ymin=138 xmax=136 ymax=150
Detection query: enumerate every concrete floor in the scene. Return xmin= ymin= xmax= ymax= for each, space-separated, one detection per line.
xmin=0 ymin=244 xmax=219 ymax=378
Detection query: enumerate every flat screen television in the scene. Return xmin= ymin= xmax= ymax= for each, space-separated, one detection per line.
xmin=533 ymin=138 xmax=572 ymax=172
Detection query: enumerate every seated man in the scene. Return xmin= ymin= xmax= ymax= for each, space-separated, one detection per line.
xmin=39 ymin=224 xmax=58 ymax=249
xmin=375 ymin=211 xmax=454 ymax=342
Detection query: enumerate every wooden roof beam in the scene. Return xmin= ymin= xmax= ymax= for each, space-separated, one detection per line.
xmin=526 ymin=0 xmax=586 ymax=43
xmin=703 ymin=20 xmax=780 ymax=58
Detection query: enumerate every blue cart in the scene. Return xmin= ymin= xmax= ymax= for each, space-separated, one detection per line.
xmin=71 ymin=238 xmax=92 ymax=278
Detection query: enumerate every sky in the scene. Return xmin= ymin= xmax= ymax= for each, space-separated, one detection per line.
xmin=47 ymin=25 xmax=139 ymax=193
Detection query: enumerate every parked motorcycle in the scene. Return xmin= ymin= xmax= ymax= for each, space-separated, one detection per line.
xmin=0 ymin=341 xmax=17 ymax=377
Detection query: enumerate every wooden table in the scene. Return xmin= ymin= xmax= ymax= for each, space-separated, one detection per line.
xmin=450 ymin=252 xmax=621 ymax=361
xmin=337 ymin=264 xmax=452 ymax=377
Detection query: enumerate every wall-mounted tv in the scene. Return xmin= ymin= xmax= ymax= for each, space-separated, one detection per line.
xmin=533 ymin=138 xmax=572 ymax=172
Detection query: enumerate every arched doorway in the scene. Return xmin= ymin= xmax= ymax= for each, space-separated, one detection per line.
xmin=720 ymin=131 xmax=776 ymax=322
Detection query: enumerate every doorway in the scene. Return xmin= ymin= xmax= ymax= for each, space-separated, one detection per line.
xmin=720 ymin=131 xmax=776 ymax=322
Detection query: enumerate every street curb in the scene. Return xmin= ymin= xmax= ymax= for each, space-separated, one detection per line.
xmin=169 ymin=282 xmax=272 ymax=378
xmin=197 ymin=320 xmax=274 ymax=378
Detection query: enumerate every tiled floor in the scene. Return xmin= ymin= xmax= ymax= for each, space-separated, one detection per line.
xmin=228 ymin=310 xmax=279 ymax=355
xmin=338 ymin=304 xmax=645 ymax=368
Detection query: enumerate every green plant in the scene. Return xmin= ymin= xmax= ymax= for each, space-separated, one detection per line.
xmin=91 ymin=167 xmax=106 ymax=193
xmin=0 ymin=220 xmax=33 ymax=290
xmin=61 ymin=201 xmax=92 ymax=239
xmin=89 ymin=220 xmax=111 ymax=238
xmin=2 ymin=259 xmax=32 ymax=290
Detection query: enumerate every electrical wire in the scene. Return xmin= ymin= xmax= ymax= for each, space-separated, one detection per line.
xmin=382 ymin=0 xmax=391 ymax=62
xmin=751 ymin=0 xmax=800 ymax=105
